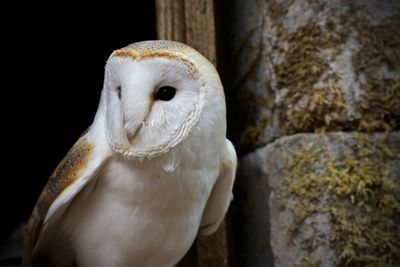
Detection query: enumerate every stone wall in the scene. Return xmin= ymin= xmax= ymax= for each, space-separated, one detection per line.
xmin=227 ymin=0 xmax=400 ymax=266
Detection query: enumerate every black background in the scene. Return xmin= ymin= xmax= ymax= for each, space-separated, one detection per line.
xmin=1 ymin=3 xmax=156 ymax=240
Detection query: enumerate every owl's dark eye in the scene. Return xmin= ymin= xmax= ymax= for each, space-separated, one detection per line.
xmin=154 ymin=86 xmax=176 ymax=101
xmin=117 ymin=86 xmax=122 ymax=99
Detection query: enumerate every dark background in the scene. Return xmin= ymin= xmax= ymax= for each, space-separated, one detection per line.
xmin=1 ymin=3 xmax=156 ymax=242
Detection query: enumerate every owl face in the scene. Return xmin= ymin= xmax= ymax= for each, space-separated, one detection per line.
xmin=101 ymin=41 xmax=223 ymax=160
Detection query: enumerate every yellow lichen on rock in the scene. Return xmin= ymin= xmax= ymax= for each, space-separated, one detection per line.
xmin=232 ymin=1 xmax=400 ymax=154
xmin=283 ymin=133 xmax=400 ymax=266
xmin=352 ymin=16 xmax=400 ymax=132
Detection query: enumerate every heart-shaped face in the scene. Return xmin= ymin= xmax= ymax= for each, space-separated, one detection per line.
xmin=102 ymin=41 xmax=225 ymax=160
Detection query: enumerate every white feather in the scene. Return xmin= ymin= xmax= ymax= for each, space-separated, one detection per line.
xmin=28 ymin=41 xmax=237 ymax=267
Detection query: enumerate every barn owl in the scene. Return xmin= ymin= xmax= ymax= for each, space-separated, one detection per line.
xmin=24 ymin=40 xmax=237 ymax=267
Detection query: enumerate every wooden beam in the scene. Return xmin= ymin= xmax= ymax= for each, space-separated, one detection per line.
xmin=155 ymin=0 xmax=217 ymax=65
xmin=155 ymin=0 xmax=186 ymax=43
xmin=155 ymin=0 xmax=228 ymax=266
xmin=197 ymin=222 xmax=228 ymax=267
xmin=182 ymin=0 xmax=217 ymax=65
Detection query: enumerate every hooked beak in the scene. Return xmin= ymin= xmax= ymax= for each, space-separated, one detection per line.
xmin=124 ymin=107 xmax=152 ymax=143
xmin=125 ymin=122 xmax=142 ymax=142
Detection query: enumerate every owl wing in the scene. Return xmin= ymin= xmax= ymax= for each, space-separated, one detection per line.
xmin=199 ymin=139 xmax=237 ymax=235
xmin=24 ymin=128 xmax=111 ymax=265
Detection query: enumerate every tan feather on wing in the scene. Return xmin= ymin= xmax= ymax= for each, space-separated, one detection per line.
xmin=25 ymin=136 xmax=93 ymax=260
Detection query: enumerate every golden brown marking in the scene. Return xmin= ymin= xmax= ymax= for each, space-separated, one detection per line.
xmin=111 ymin=49 xmax=199 ymax=75
xmin=25 ymin=136 xmax=93 ymax=263
xmin=111 ymin=50 xmax=138 ymax=59
xmin=45 ymin=142 xmax=91 ymax=199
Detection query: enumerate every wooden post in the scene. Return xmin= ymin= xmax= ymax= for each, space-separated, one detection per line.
xmin=155 ymin=0 xmax=228 ymax=266
xmin=155 ymin=0 xmax=217 ymax=64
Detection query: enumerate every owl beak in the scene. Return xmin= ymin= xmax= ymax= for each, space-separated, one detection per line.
xmin=122 ymin=108 xmax=141 ymax=143
xmin=127 ymin=126 xmax=140 ymax=142
xmin=122 ymin=97 xmax=153 ymax=144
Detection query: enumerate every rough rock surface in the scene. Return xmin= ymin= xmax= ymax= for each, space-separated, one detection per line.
xmin=228 ymin=0 xmax=400 ymax=154
xmin=235 ymin=131 xmax=400 ymax=267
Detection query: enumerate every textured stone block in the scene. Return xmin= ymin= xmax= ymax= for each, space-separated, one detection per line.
xmin=228 ymin=0 xmax=400 ymax=154
xmin=235 ymin=132 xmax=399 ymax=266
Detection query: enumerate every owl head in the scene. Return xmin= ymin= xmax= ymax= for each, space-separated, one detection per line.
xmin=97 ymin=40 xmax=226 ymax=160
